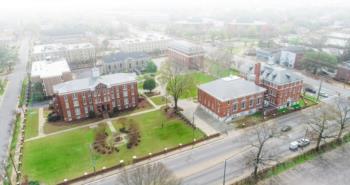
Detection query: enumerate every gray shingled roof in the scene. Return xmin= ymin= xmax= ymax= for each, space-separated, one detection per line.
xmin=53 ymin=73 xmax=137 ymax=94
xmin=198 ymin=76 xmax=266 ymax=101
xmin=260 ymin=65 xmax=302 ymax=85
xmin=168 ymin=40 xmax=204 ymax=55
xmin=103 ymin=52 xmax=149 ymax=64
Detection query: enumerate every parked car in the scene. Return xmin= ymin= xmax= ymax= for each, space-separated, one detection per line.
xmin=281 ymin=125 xmax=292 ymax=132
xmin=319 ymin=91 xmax=329 ymax=98
xmin=305 ymin=87 xmax=316 ymax=94
xmin=289 ymin=141 xmax=299 ymax=151
xmin=297 ymin=138 xmax=310 ymax=147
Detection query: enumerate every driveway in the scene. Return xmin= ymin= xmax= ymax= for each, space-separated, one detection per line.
xmin=178 ymin=99 xmax=233 ymax=135
xmin=260 ymin=142 xmax=350 ymax=185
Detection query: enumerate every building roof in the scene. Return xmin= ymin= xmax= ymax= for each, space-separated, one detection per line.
xmin=65 ymin=43 xmax=95 ymax=50
xmin=282 ymin=46 xmax=305 ymax=53
xmin=339 ymin=62 xmax=350 ymax=70
xmin=33 ymin=43 xmax=66 ymax=54
xmin=260 ymin=64 xmax=302 ymax=85
xmin=31 ymin=59 xmax=71 ymax=79
xmin=53 ymin=73 xmax=137 ymax=94
xmin=103 ymin=52 xmax=149 ymax=64
xmin=168 ymin=40 xmax=204 ymax=55
xmin=198 ymin=76 xmax=266 ymax=102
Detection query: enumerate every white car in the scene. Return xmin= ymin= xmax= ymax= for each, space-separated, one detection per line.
xmin=289 ymin=141 xmax=299 ymax=151
xmin=297 ymin=138 xmax=310 ymax=147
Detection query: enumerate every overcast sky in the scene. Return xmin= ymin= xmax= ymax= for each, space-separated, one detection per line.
xmin=1 ymin=0 xmax=349 ymax=13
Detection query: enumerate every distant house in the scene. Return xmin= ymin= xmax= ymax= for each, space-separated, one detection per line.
xmin=102 ymin=52 xmax=150 ymax=74
xmin=256 ymin=48 xmax=280 ymax=63
xmin=335 ymin=62 xmax=350 ymax=83
xmin=167 ymin=40 xmax=205 ymax=70
xmin=279 ymin=46 xmax=305 ymax=69
xmin=198 ymin=76 xmax=266 ymax=121
xmin=31 ymin=58 xmax=73 ymax=96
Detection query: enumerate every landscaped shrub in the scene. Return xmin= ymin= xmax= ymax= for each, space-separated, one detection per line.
xmin=127 ymin=120 xmax=141 ymax=148
xmin=47 ymin=112 xmax=61 ymax=122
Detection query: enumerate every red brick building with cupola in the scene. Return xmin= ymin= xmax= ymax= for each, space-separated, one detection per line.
xmin=52 ymin=70 xmax=138 ymax=122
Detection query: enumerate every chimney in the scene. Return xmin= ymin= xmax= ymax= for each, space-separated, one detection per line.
xmin=254 ymin=63 xmax=261 ymax=85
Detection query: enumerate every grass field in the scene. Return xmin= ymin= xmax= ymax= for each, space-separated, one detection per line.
xmin=22 ymin=110 xmax=204 ymax=184
xmin=206 ymin=61 xmax=240 ymax=78
xmin=25 ymin=109 xmax=39 ymax=139
xmin=181 ymin=72 xmax=215 ymax=99
xmin=150 ymin=96 xmax=167 ymax=105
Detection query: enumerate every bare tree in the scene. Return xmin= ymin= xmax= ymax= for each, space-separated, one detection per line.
xmin=307 ymin=105 xmax=336 ymax=151
xmin=334 ymin=96 xmax=350 ymax=142
xmin=246 ymin=125 xmax=275 ymax=181
xmin=118 ymin=163 xmax=181 ymax=185
xmin=158 ymin=62 xmax=193 ymax=111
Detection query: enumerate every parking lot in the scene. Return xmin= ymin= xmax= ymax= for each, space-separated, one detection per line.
xmin=260 ymin=142 xmax=350 ymax=185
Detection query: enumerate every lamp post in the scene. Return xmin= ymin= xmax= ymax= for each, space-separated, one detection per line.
xmin=89 ymin=144 xmax=96 ymax=173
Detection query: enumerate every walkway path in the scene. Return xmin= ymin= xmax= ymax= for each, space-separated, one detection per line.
xmin=38 ymin=108 xmax=45 ymax=137
xmin=106 ymin=120 xmax=116 ymax=133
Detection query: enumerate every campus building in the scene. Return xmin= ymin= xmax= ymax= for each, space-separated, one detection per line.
xmin=109 ymin=33 xmax=171 ymax=54
xmin=279 ymin=46 xmax=305 ymax=69
xmin=32 ymin=42 xmax=96 ymax=69
xmin=167 ymin=40 xmax=205 ymax=70
xmin=243 ymin=63 xmax=303 ymax=108
xmin=30 ymin=58 xmax=73 ymax=96
xmin=52 ymin=70 xmax=138 ymax=121
xmin=198 ymin=76 xmax=266 ymax=121
xmin=101 ymin=52 xmax=150 ymax=74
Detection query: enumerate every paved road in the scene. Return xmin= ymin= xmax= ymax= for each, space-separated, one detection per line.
xmin=260 ymin=142 xmax=350 ymax=185
xmin=83 ymin=105 xmax=321 ymax=185
xmin=0 ymin=38 xmax=29 ymax=172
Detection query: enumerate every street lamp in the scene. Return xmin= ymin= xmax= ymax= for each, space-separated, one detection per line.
xmin=89 ymin=144 xmax=96 ymax=173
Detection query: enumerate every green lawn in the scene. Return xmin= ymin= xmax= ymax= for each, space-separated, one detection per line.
xmin=25 ymin=109 xmax=39 ymax=139
xmin=44 ymin=118 xmax=101 ymax=134
xmin=22 ymin=110 xmax=204 ymax=184
xmin=150 ymin=96 xmax=168 ymax=105
xmin=205 ymin=61 xmax=240 ymax=78
xmin=181 ymin=72 xmax=216 ymax=99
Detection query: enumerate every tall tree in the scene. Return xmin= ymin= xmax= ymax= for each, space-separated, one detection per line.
xmin=145 ymin=61 xmax=157 ymax=73
xmin=0 ymin=47 xmax=17 ymax=72
xmin=143 ymin=78 xmax=156 ymax=93
xmin=118 ymin=163 xmax=182 ymax=185
xmin=334 ymin=96 xmax=350 ymax=142
xmin=159 ymin=62 xmax=193 ymax=111
xmin=246 ymin=125 xmax=275 ymax=181
xmin=307 ymin=105 xmax=336 ymax=151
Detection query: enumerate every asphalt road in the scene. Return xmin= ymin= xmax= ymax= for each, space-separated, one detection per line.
xmin=260 ymin=142 xmax=350 ymax=185
xmin=0 ymin=38 xmax=29 ymax=172
xmin=84 ymin=105 xmax=323 ymax=185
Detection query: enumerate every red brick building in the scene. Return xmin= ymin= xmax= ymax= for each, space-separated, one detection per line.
xmin=244 ymin=63 xmax=303 ymax=108
xmin=198 ymin=76 xmax=266 ymax=121
xmin=167 ymin=40 xmax=204 ymax=70
xmin=335 ymin=62 xmax=350 ymax=83
xmin=52 ymin=72 xmax=138 ymax=121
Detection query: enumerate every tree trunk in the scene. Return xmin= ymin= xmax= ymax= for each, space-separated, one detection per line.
xmin=337 ymin=127 xmax=344 ymax=143
xmin=316 ymin=133 xmax=322 ymax=151
xmin=174 ymin=97 xmax=178 ymax=111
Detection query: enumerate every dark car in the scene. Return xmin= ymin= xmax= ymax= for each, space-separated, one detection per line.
xmin=281 ymin=125 xmax=292 ymax=132
xmin=305 ymin=87 xmax=316 ymax=94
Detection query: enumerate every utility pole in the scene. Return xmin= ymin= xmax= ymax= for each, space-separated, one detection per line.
xmin=316 ymin=78 xmax=323 ymax=102
xmin=223 ymin=159 xmax=227 ymax=185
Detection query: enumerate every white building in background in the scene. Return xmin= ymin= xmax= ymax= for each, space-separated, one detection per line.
xmin=109 ymin=33 xmax=172 ymax=53
xmin=65 ymin=43 xmax=96 ymax=69
xmin=31 ymin=58 xmax=73 ymax=96
xmin=32 ymin=42 xmax=96 ymax=69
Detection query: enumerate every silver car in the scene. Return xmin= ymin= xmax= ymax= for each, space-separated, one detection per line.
xmin=289 ymin=141 xmax=299 ymax=151
xmin=297 ymin=138 xmax=310 ymax=147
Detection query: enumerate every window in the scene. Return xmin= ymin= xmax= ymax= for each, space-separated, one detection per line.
xmin=257 ymin=98 xmax=261 ymax=105
xmin=65 ymin=102 xmax=70 ymax=108
xmin=74 ymin=100 xmax=79 ymax=107
xmin=112 ymin=101 xmax=116 ymax=108
xmin=249 ymin=99 xmax=254 ymax=107
xmin=67 ymin=110 xmax=71 ymax=118
xmin=84 ymin=106 xmax=88 ymax=114
xmin=75 ymin=107 xmax=81 ymax=116
xmin=227 ymin=101 xmax=230 ymax=105
xmin=64 ymin=95 xmax=68 ymax=102
xmin=241 ymin=101 xmax=246 ymax=109
xmin=123 ymin=90 xmax=128 ymax=97
xmin=233 ymin=103 xmax=237 ymax=111
xmin=90 ymin=105 xmax=94 ymax=111
xmin=73 ymin=93 xmax=78 ymax=100
xmin=124 ymin=98 xmax=129 ymax=105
